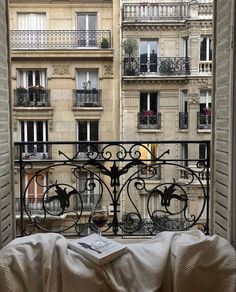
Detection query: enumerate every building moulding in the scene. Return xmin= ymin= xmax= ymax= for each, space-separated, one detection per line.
xmin=13 ymin=108 xmax=53 ymax=131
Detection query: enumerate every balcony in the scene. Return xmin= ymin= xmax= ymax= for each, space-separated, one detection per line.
xmin=73 ymin=89 xmax=102 ymax=107
xmin=197 ymin=112 xmax=211 ymax=130
xmin=179 ymin=112 xmax=188 ymax=130
xmin=10 ymin=30 xmax=111 ymax=50
xmin=15 ymin=143 xmax=51 ymax=160
xmin=124 ymin=57 xmax=190 ymax=76
xmin=138 ymin=112 xmax=161 ymax=129
xmin=14 ymin=140 xmax=210 ymax=237
xmin=198 ymin=2 xmax=213 ymax=18
xmin=199 ymin=61 xmax=212 ymax=73
xmin=123 ymin=2 xmax=190 ymax=22
xmin=14 ymin=88 xmax=50 ymax=107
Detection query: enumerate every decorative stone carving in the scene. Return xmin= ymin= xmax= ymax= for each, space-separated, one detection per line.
xmin=188 ymin=93 xmax=199 ymax=105
xmin=103 ymin=64 xmax=113 ymax=76
xmin=52 ymin=64 xmax=70 ymax=76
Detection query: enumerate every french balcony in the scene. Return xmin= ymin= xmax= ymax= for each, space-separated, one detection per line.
xmin=15 ymin=143 xmax=51 ymax=160
xmin=124 ymin=57 xmax=190 ymax=76
xmin=14 ymin=140 xmax=210 ymax=237
xmin=10 ymin=30 xmax=111 ymax=50
xmin=198 ymin=2 xmax=213 ymax=18
xmin=14 ymin=88 xmax=50 ymax=107
xmin=179 ymin=112 xmax=188 ymax=130
xmin=197 ymin=112 xmax=211 ymax=130
xmin=122 ymin=2 xmax=190 ymax=22
xmin=73 ymin=89 xmax=102 ymax=107
xmin=199 ymin=61 xmax=212 ymax=74
xmin=138 ymin=112 xmax=161 ymax=129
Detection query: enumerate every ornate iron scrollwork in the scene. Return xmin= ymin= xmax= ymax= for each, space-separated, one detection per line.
xmin=15 ymin=141 xmax=210 ymax=236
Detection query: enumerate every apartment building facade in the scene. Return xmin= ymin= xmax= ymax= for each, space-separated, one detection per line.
xmin=120 ymin=0 xmax=212 ymax=226
xmin=9 ymin=0 xmax=120 ymax=235
xmin=8 ymin=0 xmax=213 ymax=237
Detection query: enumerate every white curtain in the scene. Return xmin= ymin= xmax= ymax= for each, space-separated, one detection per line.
xmin=18 ymin=13 xmax=46 ymax=30
xmin=76 ymin=70 xmax=98 ymax=90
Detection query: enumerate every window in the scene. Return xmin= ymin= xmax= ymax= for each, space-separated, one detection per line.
xmin=22 ymin=171 xmax=48 ymax=213
xmin=21 ymin=121 xmax=48 ymax=158
xmin=76 ymin=69 xmax=98 ymax=91
xmin=199 ymin=144 xmax=207 ymax=168
xmin=198 ymin=91 xmax=211 ymax=129
xmin=17 ymin=70 xmax=47 ymax=89
xmin=77 ymin=121 xmax=99 ymax=154
xmin=139 ymin=143 xmax=161 ymax=180
xmin=18 ymin=13 xmax=46 ymax=30
xmin=179 ymin=90 xmax=188 ymax=129
xmin=77 ymin=13 xmax=97 ymax=47
xmin=183 ymin=37 xmax=189 ymax=58
xmin=18 ymin=13 xmax=46 ymax=47
xmin=200 ymin=36 xmax=212 ymax=61
xmin=77 ymin=172 xmax=100 ymax=210
xmin=140 ymin=92 xmax=158 ymax=113
xmin=140 ymin=193 xmax=159 ymax=219
xmin=139 ymin=92 xmax=161 ymax=129
xmin=140 ymin=40 xmax=158 ymax=73
xmin=200 ymin=90 xmax=211 ymax=116
xmin=180 ymin=143 xmax=188 ymax=167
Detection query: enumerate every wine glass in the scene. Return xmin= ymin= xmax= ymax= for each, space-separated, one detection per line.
xmin=91 ymin=206 xmax=109 ymax=248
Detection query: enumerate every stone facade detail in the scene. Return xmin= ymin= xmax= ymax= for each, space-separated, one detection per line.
xmin=52 ymin=64 xmax=70 ymax=76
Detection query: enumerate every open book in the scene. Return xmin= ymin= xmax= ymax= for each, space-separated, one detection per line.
xmin=68 ymin=234 xmax=127 ymax=265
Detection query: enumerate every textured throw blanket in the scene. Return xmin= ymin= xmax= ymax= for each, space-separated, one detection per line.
xmin=0 ymin=230 xmax=235 ymax=292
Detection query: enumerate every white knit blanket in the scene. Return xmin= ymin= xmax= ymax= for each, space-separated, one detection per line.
xmin=0 ymin=230 xmax=235 ymax=292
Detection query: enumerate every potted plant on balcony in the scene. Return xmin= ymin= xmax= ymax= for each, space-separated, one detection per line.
xmin=101 ymin=37 xmax=109 ymax=48
xmin=123 ymin=38 xmax=138 ymax=76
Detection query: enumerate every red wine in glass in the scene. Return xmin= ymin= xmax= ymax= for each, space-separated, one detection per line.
xmin=91 ymin=207 xmax=108 ymax=248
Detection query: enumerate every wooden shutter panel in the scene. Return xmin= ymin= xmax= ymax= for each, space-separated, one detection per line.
xmin=0 ymin=0 xmax=15 ymax=249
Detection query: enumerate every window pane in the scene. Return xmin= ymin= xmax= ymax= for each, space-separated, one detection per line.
xmin=200 ymin=37 xmax=206 ymax=61
xmin=77 ymin=14 xmax=86 ymax=30
xmin=150 ymin=92 xmax=158 ymax=112
xmin=209 ymin=38 xmax=212 ymax=60
xmin=88 ymin=14 xmax=97 ymax=30
xmin=37 ymin=121 xmax=43 ymax=142
xmin=90 ymin=121 xmax=98 ymax=141
xmin=140 ymin=92 xmax=147 ymax=112
xmin=27 ymin=121 xmax=34 ymax=142
xmin=140 ymin=41 xmax=147 ymax=62
xmin=78 ymin=121 xmax=87 ymax=141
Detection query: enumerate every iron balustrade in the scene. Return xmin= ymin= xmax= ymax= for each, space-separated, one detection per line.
xmin=179 ymin=112 xmax=188 ymax=130
xmin=124 ymin=57 xmax=190 ymax=76
xmin=14 ymin=140 xmax=210 ymax=237
xmin=73 ymin=89 xmax=102 ymax=107
xmin=197 ymin=112 xmax=212 ymax=130
xmin=122 ymin=2 xmax=190 ymax=21
xmin=14 ymin=88 xmax=50 ymax=107
xmin=10 ymin=30 xmax=111 ymax=50
xmin=138 ymin=112 xmax=161 ymax=129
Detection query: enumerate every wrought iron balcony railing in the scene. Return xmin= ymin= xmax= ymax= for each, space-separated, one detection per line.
xmin=15 ymin=143 xmax=52 ymax=160
xmin=124 ymin=57 xmax=190 ymax=76
xmin=73 ymin=89 xmax=102 ymax=107
xmin=10 ymin=30 xmax=111 ymax=50
xmin=197 ymin=112 xmax=211 ymax=130
xmin=179 ymin=112 xmax=188 ymax=130
xmin=123 ymin=2 xmax=190 ymax=22
xmin=138 ymin=112 xmax=161 ymax=129
xmin=14 ymin=88 xmax=50 ymax=107
xmin=14 ymin=140 xmax=210 ymax=237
